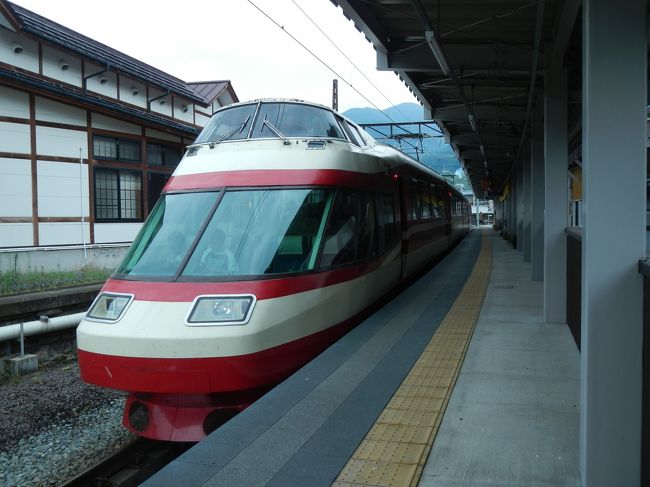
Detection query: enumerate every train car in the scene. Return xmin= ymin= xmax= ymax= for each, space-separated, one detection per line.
xmin=77 ymin=99 xmax=470 ymax=441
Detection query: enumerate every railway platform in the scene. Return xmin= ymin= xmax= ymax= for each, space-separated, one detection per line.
xmin=144 ymin=228 xmax=580 ymax=486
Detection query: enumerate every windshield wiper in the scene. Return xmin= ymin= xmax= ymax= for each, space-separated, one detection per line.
xmin=263 ymin=118 xmax=291 ymax=145
xmin=209 ymin=115 xmax=252 ymax=148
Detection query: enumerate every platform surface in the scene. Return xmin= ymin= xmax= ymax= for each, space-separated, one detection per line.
xmin=144 ymin=230 xmax=580 ymax=486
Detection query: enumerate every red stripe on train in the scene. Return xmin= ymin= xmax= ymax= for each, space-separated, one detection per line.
xmin=164 ymin=169 xmax=395 ymax=191
xmin=102 ymin=253 xmax=397 ymax=302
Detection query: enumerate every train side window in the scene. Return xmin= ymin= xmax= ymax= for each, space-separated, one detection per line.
xmin=408 ymin=180 xmax=421 ymax=222
xmin=381 ymin=193 xmax=398 ymax=248
xmin=420 ymin=182 xmax=432 ymax=219
xmin=320 ymin=190 xmax=378 ymax=268
xmin=338 ymin=118 xmax=362 ymax=146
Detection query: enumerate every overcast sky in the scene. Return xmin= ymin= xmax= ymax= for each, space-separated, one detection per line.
xmin=11 ymin=0 xmax=422 ymax=113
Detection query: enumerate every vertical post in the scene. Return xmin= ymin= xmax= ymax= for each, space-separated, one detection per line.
xmin=523 ymin=154 xmax=532 ymax=262
xmin=516 ymin=161 xmax=524 ymax=250
xmin=19 ymin=322 xmax=24 ymax=357
xmin=531 ymin=100 xmax=544 ymax=281
xmin=581 ymin=0 xmax=646 ymax=483
xmin=79 ymin=148 xmax=87 ymax=261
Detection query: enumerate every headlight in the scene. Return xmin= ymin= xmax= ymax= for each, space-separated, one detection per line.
xmin=86 ymin=293 xmax=134 ymax=323
xmin=186 ymin=295 xmax=256 ymax=326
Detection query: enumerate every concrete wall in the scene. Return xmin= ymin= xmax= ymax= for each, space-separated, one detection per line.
xmin=0 ymin=244 xmax=129 ymax=273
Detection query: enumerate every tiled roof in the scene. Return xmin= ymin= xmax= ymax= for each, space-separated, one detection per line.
xmin=186 ymin=81 xmax=231 ymax=104
xmin=6 ymin=1 xmax=208 ymax=105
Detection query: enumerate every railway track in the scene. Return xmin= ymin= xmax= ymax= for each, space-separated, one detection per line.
xmin=60 ymin=437 xmax=192 ymax=487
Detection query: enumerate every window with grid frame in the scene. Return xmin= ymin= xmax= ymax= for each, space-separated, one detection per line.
xmin=94 ymin=168 xmax=143 ymax=222
xmin=147 ymin=143 xmax=182 ymax=166
xmin=93 ymin=136 xmax=141 ymax=162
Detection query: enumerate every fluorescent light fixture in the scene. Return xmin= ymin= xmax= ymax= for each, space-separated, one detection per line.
xmin=425 ymin=30 xmax=451 ymax=77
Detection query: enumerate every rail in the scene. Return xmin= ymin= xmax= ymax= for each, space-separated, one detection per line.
xmin=60 ymin=438 xmax=189 ymax=487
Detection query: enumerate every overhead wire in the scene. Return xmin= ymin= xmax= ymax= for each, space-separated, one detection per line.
xmin=246 ymin=0 xmax=395 ymax=122
xmin=289 ymin=0 xmax=410 ymax=121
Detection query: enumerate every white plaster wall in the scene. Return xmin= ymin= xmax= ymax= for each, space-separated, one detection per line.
xmin=149 ymin=88 xmax=172 ymax=117
xmin=94 ymin=223 xmax=142 ymax=243
xmin=195 ymin=113 xmax=210 ymax=127
xmin=39 ymin=222 xmax=91 ymax=246
xmin=0 ymin=85 xmax=29 ymax=119
xmin=35 ymin=97 xmax=86 ymax=126
xmin=0 ymin=29 xmax=38 ymax=73
xmin=173 ymin=98 xmax=194 ymax=123
xmin=35 ymin=126 xmax=88 ymax=158
xmin=37 ymin=161 xmax=89 ymax=217
xmin=91 ymin=113 xmax=140 ymax=135
xmin=217 ymin=91 xmax=234 ymax=106
xmin=41 ymin=45 xmax=82 ymax=87
xmin=0 ymin=158 xmax=32 ymax=217
xmin=119 ymin=77 xmax=147 ymax=108
xmin=0 ymin=122 xmax=30 ymax=154
xmin=0 ymin=223 xmax=33 ymax=247
xmin=85 ymin=63 xmax=118 ymax=98
xmin=145 ymin=128 xmax=181 ymax=143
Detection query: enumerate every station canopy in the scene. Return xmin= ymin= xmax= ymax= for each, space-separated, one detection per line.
xmin=334 ymin=0 xmax=579 ymax=197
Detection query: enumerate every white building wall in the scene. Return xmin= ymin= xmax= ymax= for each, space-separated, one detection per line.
xmin=195 ymin=113 xmax=210 ymax=127
xmin=145 ymin=128 xmax=182 ymax=143
xmin=41 ymin=45 xmax=82 ymax=87
xmin=0 ymin=28 xmax=38 ymax=73
xmin=0 ymin=122 xmax=30 ymax=153
xmin=37 ymin=160 xmax=89 ymax=217
xmin=0 ymin=224 xmax=33 ymax=247
xmin=35 ymin=97 xmax=86 ymax=126
xmin=119 ymin=76 xmax=147 ymax=108
xmin=0 ymin=85 xmax=29 ymax=118
xmin=0 ymin=158 xmax=32 ymax=217
xmin=35 ymin=126 xmax=88 ymax=159
xmin=94 ymin=223 xmax=142 ymax=243
xmin=39 ymin=222 xmax=91 ymax=246
xmin=149 ymin=88 xmax=173 ymax=117
xmin=91 ymin=113 xmax=140 ymax=135
xmin=85 ymin=63 xmax=118 ymax=98
xmin=173 ymin=98 xmax=194 ymax=124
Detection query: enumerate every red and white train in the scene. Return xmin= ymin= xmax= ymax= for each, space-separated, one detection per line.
xmin=77 ymin=99 xmax=470 ymax=441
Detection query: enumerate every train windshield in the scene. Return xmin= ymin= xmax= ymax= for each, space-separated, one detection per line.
xmin=194 ymin=102 xmax=346 ymax=144
xmin=115 ymin=188 xmax=335 ymax=279
xmin=249 ymin=103 xmax=345 ymax=139
xmin=116 ymin=192 xmax=219 ymax=277
xmin=181 ymin=188 xmax=334 ymax=277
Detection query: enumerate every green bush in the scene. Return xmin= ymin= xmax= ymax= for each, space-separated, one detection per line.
xmin=0 ymin=267 xmax=110 ymax=295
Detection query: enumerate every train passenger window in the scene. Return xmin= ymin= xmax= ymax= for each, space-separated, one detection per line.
xmin=194 ymin=103 xmax=257 ymax=144
xmin=320 ymin=190 xmax=378 ymax=268
xmin=250 ymin=103 xmax=346 ymax=140
xmin=117 ymin=192 xmax=219 ymax=277
xmin=420 ymin=182 xmax=432 ymax=219
xmin=431 ymin=184 xmax=444 ymax=218
xmin=381 ymin=193 xmax=399 ymax=249
xmin=408 ymin=180 xmax=421 ymax=222
xmin=338 ymin=118 xmax=363 ymax=146
xmin=181 ymin=188 xmax=334 ymax=277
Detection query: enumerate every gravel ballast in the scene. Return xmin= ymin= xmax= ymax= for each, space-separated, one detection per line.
xmin=0 ymin=354 xmax=135 ymax=486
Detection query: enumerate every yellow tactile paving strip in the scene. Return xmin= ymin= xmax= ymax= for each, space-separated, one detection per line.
xmin=333 ymin=233 xmax=492 ymax=487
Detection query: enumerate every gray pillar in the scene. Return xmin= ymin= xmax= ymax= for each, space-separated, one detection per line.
xmin=516 ymin=161 xmax=524 ymax=250
xmin=531 ymin=106 xmax=544 ymax=281
xmin=581 ymin=0 xmax=646 ymax=483
xmin=509 ymin=174 xmax=516 ymax=240
xmin=523 ymin=155 xmax=532 ymax=262
xmin=544 ymin=68 xmax=567 ymax=320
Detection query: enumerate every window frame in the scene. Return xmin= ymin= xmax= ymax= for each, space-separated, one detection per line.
xmin=94 ymin=167 xmax=144 ymax=223
xmin=93 ymin=135 xmax=142 ymax=163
